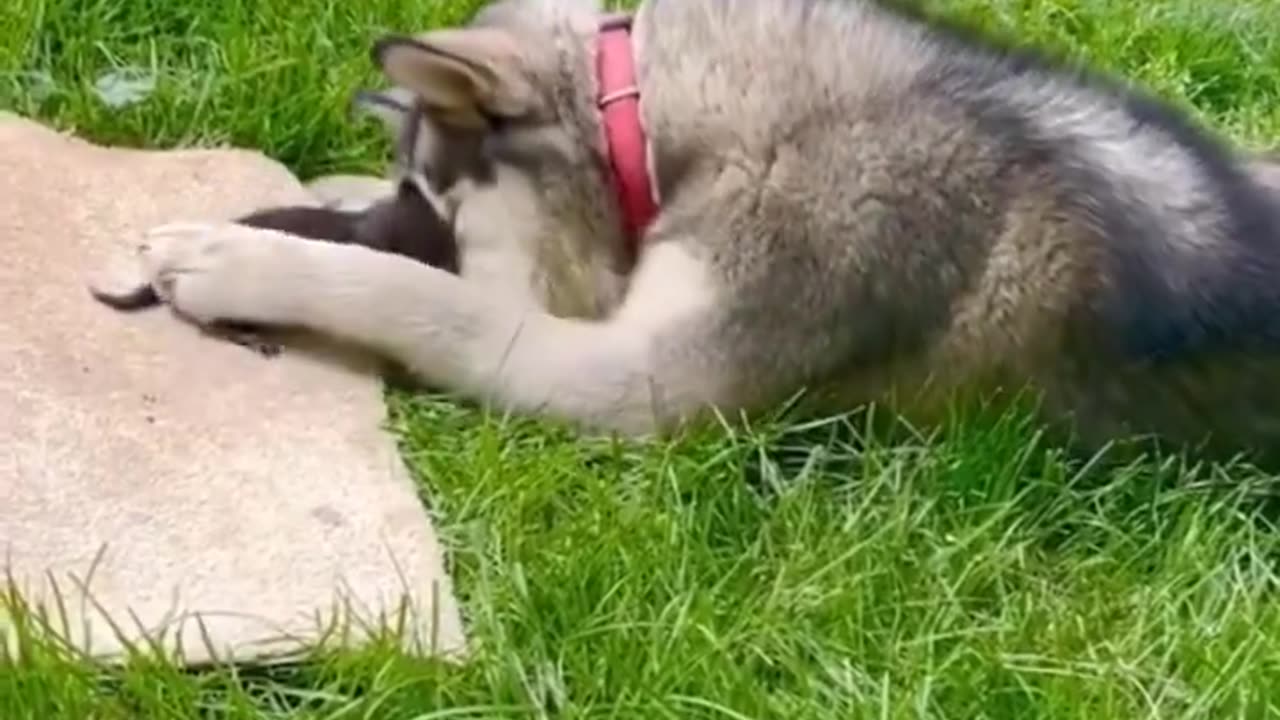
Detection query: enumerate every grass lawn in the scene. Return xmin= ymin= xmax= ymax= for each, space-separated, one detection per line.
xmin=5 ymin=0 xmax=1280 ymax=717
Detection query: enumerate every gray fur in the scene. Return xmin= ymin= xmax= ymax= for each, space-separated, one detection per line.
xmin=120 ymin=0 xmax=1280 ymax=463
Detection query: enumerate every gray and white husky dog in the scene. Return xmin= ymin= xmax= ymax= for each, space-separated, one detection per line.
xmin=108 ymin=0 xmax=1280 ymax=461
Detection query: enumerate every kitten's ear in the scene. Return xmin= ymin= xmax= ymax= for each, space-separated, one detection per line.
xmin=371 ymin=29 xmax=534 ymax=129
xmin=351 ymin=87 xmax=416 ymax=135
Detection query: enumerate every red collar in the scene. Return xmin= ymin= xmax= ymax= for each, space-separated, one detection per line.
xmin=596 ymin=14 xmax=659 ymax=261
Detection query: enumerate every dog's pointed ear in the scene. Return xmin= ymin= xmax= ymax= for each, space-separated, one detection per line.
xmin=372 ymin=29 xmax=533 ymax=130
xmin=351 ymin=87 xmax=416 ymax=134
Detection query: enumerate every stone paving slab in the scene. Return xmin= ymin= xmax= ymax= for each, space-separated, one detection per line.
xmin=0 ymin=113 xmax=465 ymax=665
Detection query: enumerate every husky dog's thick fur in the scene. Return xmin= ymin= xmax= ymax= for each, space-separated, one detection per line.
xmin=115 ymin=0 xmax=1280 ymax=461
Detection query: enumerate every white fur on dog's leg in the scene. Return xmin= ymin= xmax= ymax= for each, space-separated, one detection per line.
xmin=292 ymin=240 xmax=723 ymax=435
xmin=136 ymin=221 xmax=307 ymax=327
xmin=136 ymin=223 xmax=217 ymax=305
xmin=133 ymin=223 xmax=727 ymax=434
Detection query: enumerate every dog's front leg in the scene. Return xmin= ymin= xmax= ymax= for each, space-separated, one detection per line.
xmin=137 ymin=222 xmax=722 ymax=435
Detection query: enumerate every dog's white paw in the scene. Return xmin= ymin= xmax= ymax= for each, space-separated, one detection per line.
xmin=137 ymin=221 xmax=301 ymax=327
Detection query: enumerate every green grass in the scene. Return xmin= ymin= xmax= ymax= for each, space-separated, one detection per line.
xmin=5 ymin=0 xmax=1280 ymax=717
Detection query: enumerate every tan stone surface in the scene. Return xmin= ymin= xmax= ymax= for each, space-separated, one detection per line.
xmin=305 ymin=173 xmax=396 ymax=212
xmin=0 ymin=113 xmax=465 ymax=665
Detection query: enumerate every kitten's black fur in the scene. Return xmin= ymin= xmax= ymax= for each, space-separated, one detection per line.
xmin=91 ymin=179 xmax=460 ymax=355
